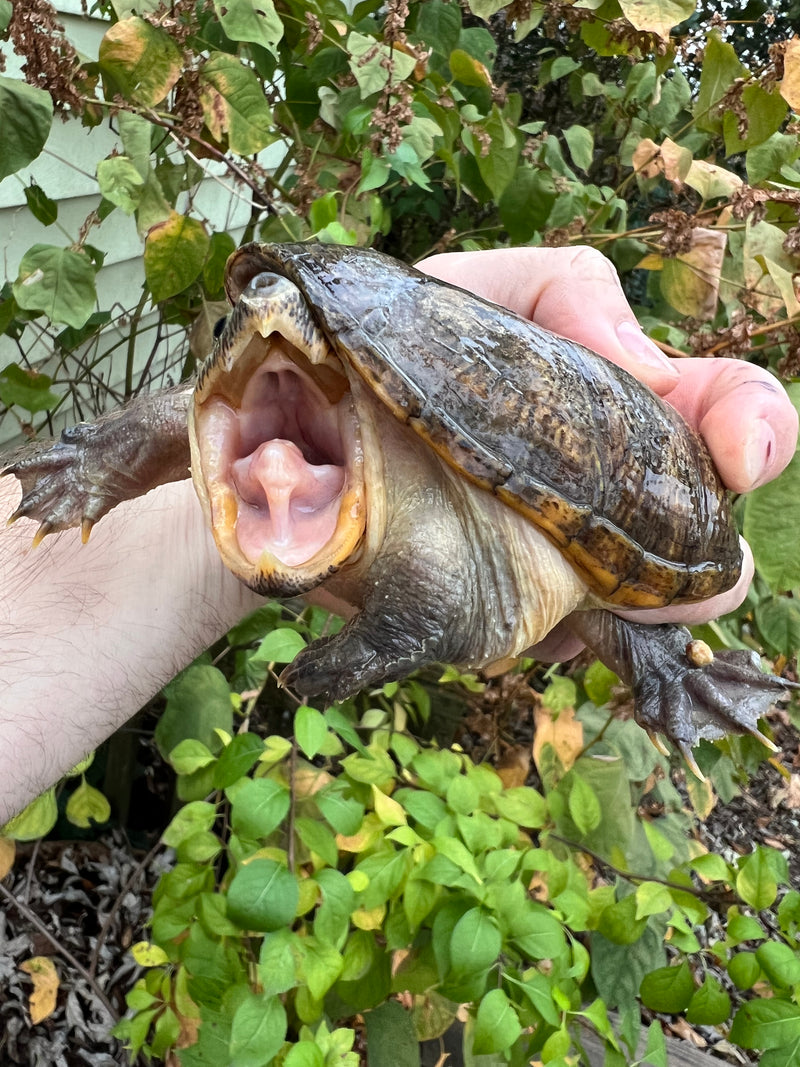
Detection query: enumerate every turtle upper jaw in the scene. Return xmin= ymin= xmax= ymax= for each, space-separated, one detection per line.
xmin=189 ymin=273 xmax=367 ymax=596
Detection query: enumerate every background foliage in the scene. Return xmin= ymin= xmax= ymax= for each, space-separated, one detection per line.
xmin=1 ymin=0 xmax=800 ymax=1063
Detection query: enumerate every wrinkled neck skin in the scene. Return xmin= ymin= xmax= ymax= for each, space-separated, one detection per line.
xmin=308 ymin=381 xmax=588 ymax=674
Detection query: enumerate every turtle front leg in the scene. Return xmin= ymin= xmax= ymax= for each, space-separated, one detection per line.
xmin=568 ymin=608 xmax=797 ymax=767
xmin=3 ymin=384 xmax=193 ymax=543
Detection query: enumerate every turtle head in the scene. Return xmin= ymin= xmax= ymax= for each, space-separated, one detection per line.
xmin=190 ymin=252 xmax=366 ymax=596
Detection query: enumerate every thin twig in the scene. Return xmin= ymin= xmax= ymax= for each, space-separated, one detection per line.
xmin=0 ymin=880 xmax=118 ymax=1022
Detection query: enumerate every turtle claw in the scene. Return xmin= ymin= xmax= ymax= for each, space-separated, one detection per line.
xmin=31 ymin=521 xmax=54 ymax=548
xmin=678 ymin=744 xmax=705 ymax=782
xmin=81 ymin=517 xmax=95 ymax=544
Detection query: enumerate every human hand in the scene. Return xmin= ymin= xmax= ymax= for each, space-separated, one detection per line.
xmin=419 ymin=245 xmax=798 ymax=656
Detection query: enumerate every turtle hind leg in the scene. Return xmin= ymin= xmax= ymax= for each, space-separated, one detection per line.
xmin=568 ymin=609 xmax=797 ymax=756
xmin=4 ymin=384 xmax=193 ymax=540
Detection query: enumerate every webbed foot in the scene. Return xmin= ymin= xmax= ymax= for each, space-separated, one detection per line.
xmin=568 ymin=609 xmax=797 ymax=767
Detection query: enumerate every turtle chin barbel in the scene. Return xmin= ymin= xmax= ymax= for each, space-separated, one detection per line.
xmin=5 ymin=242 xmax=796 ymax=772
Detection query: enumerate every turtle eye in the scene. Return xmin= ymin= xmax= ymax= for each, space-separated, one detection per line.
xmin=213 ymin=315 xmax=228 ymax=338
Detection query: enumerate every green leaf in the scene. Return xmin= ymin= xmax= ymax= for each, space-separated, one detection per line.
xmin=65 ymin=779 xmax=110 ymax=829
xmin=251 ymin=627 xmax=307 ymax=666
xmin=144 ymin=211 xmax=210 ymax=302
xmin=13 ymin=245 xmax=97 ymax=329
xmin=284 ymin=1042 xmax=325 ymax=1067
xmin=449 ymin=908 xmax=501 ymax=975
xmin=724 ymin=85 xmax=787 ymax=155
xmin=300 ymin=938 xmax=343 ymax=1000
xmin=295 ymin=705 xmax=328 ymax=759
xmin=694 ymin=32 xmax=745 ymax=133
xmin=756 ymin=942 xmax=800 ymax=989
xmin=730 ymin=998 xmax=800 ymax=1050
xmin=200 ymin=53 xmax=276 ymax=155
xmin=162 ymin=801 xmax=217 ymax=847
xmin=0 ymin=364 xmax=61 ymax=413
xmin=168 ymin=739 xmax=215 ymax=775
xmin=228 ymin=777 xmax=290 ymax=839
xmin=1 ymin=788 xmax=58 ymax=841
xmin=489 ymin=786 xmax=547 ymax=828
xmin=639 ymin=962 xmax=694 ymax=1013
xmin=227 ymin=858 xmax=299 ymax=932
xmin=156 ymin=664 xmax=233 ymax=756
xmin=212 ymin=733 xmax=265 ymax=789
xmin=99 ymin=17 xmax=181 ymax=106
xmin=258 ymin=929 xmax=300 ymax=996
xmin=295 ymin=816 xmax=339 ymax=868
xmin=365 ymin=1000 xmax=419 ymax=1067
xmin=229 ymin=990 xmax=287 ymax=1067
xmin=755 ymin=597 xmax=800 ymax=658
xmin=449 ymin=47 xmax=491 ymax=87
xmin=687 ymin=975 xmax=732 ymax=1026
xmin=737 ymin=849 xmax=778 ymax=910
xmin=24 ymin=184 xmax=57 ymax=226
xmin=97 ymin=156 xmax=145 ymax=214
xmin=568 ymin=773 xmax=601 ymax=835
xmin=316 ymin=782 xmax=365 ymax=835
xmin=743 ymin=384 xmax=800 ymax=592
xmin=563 ymin=124 xmax=594 ymax=172
xmin=348 ymin=32 xmax=417 ymax=98
xmin=213 ymin=0 xmax=283 ymax=53
xmin=472 ymin=989 xmax=523 ymax=1055
xmin=0 ymin=76 xmax=53 ymax=183
xmin=728 ymin=950 xmax=761 ymax=990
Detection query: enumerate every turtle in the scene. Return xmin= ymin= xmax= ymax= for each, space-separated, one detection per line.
xmin=5 ymin=242 xmax=795 ymax=767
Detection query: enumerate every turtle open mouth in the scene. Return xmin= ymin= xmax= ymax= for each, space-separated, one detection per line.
xmin=189 ymin=272 xmax=366 ymax=595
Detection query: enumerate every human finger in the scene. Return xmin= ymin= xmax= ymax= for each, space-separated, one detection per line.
xmin=660 ymin=358 xmax=798 ymax=493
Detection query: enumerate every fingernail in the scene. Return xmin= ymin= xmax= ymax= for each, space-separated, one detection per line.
xmin=742 ymin=418 xmax=776 ymax=490
xmin=616 ymin=320 xmax=679 ymax=378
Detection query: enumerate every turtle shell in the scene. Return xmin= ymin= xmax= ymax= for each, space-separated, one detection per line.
xmin=224 ymin=242 xmax=742 ymax=610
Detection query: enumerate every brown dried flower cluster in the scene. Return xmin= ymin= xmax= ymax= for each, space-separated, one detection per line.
xmin=144 ymin=0 xmax=207 ymax=49
xmin=7 ymin=0 xmax=86 ymax=117
xmin=542 ymin=217 xmax=585 ymax=246
xmin=688 ymin=309 xmax=754 ymax=359
xmin=731 ymin=184 xmax=770 ymax=225
xmin=305 ymin=12 xmax=323 ymax=53
xmin=716 ymin=78 xmax=748 ymax=140
xmin=371 ymin=82 xmax=414 ymax=154
xmin=777 ymin=330 xmax=800 ymax=378
xmin=542 ymin=0 xmax=594 ymax=38
xmin=649 ymin=208 xmax=696 ymax=257
xmin=607 ymin=19 xmax=667 ymax=58
xmin=173 ymin=68 xmax=205 ymax=136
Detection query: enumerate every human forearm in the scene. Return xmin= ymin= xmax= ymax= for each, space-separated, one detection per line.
xmin=0 ymin=477 xmax=261 ymax=824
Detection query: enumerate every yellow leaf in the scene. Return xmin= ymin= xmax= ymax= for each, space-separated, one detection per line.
xmin=351 ymin=904 xmax=385 ymax=930
xmin=632 ymin=137 xmax=691 ymax=185
xmin=532 ymin=706 xmax=584 ymax=773
xmin=619 ymin=0 xmax=696 ymax=42
xmin=131 ymin=941 xmax=169 ymax=967
xmin=780 ymin=37 xmax=800 ymax=110
xmin=371 ymin=784 xmax=407 ymax=827
xmin=662 ymin=227 xmax=726 ymax=318
xmin=685 ymin=158 xmax=743 ymax=200
xmin=0 ymin=836 xmax=15 ymax=880
xmin=637 ymin=252 xmax=664 ymax=271
xmin=20 ymin=957 xmax=59 ymax=1024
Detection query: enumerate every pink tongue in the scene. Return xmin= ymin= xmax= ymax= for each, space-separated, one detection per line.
xmin=232 ymin=440 xmax=345 ymax=565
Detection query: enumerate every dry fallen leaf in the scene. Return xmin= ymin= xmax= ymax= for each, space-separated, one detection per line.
xmin=532 ymin=705 xmax=584 ymax=772
xmin=20 ymin=956 xmax=59 ymax=1024
xmin=780 ymin=37 xmax=800 ymax=110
